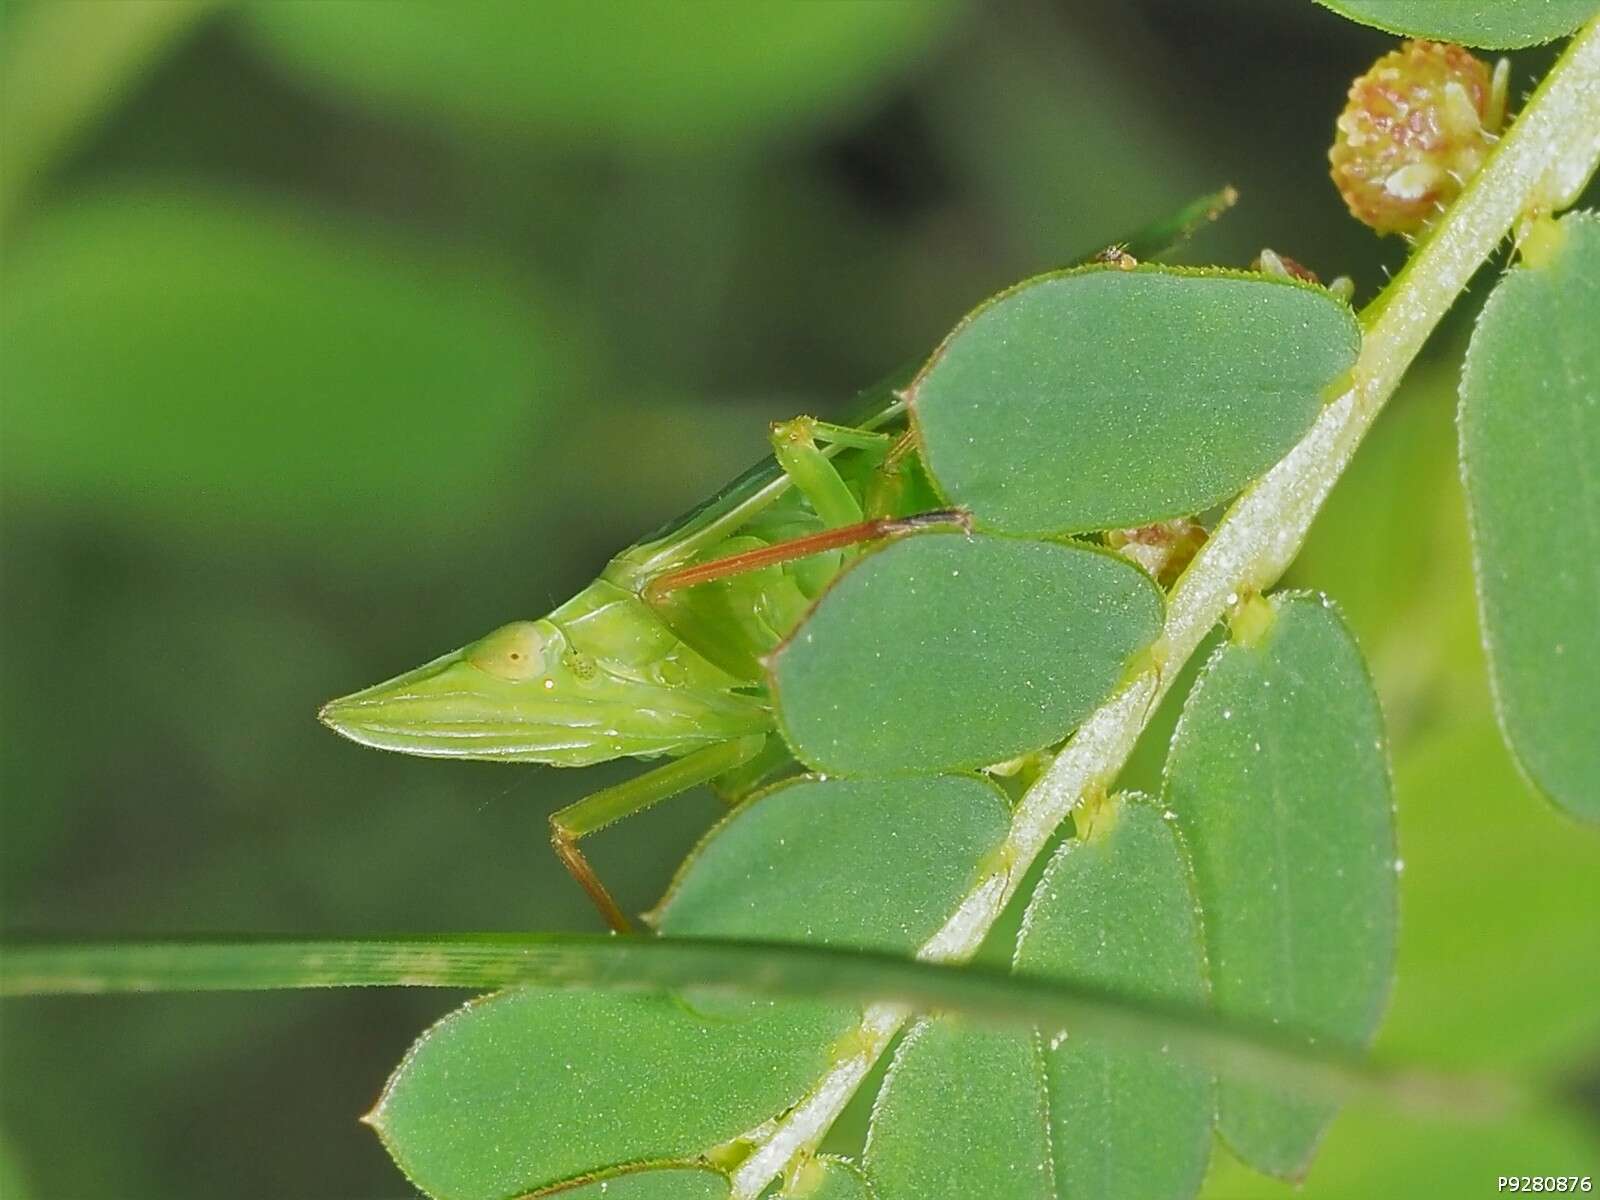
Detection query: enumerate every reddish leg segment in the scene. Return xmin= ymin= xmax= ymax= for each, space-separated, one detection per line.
xmin=642 ymin=508 xmax=971 ymax=601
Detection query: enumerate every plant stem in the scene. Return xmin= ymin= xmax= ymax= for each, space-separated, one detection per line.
xmin=731 ymin=18 xmax=1600 ymax=1196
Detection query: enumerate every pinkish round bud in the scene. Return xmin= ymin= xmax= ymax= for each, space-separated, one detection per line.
xmin=1330 ymin=40 xmax=1505 ymax=237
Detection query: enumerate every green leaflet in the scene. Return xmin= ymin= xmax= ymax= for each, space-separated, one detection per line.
xmin=372 ymin=776 xmax=1010 ymax=1200
xmin=910 ymin=267 xmax=1359 ymax=534
xmin=864 ymin=1020 xmax=1053 ymax=1199
xmin=1017 ymin=796 xmax=1214 ymax=1200
xmin=1165 ymin=594 xmax=1396 ymax=1180
xmin=1460 ymin=211 xmax=1600 ymax=823
xmin=653 ymin=775 xmax=1011 ymax=951
xmin=769 ymin=532 xmax=1164 ymax=776
xmin=369 ymin=990 xmax=839 ymax=1200
xmin=1197 ymin=716 xmax=1600 ymax=1198
xmin=1313 ymin=0 xmax=1597 ymax=48
xmin=461 ymin=1160 xmax=861 ymax=1200
xmin=243 ymin=1 xmax=955 ymax=149
xmin=0 ymin=188 xmax=557 ymax=547
xmin=788 ymin=1158 xmax=875 ymax=1199
xmin=863 ymin=796 xmax=1212 ymax=1200
xmin=560 ymin=1169 xmax=729 ymax=1198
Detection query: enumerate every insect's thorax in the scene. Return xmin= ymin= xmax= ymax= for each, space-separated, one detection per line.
xmin=598 ymin=485 xmax=834 ymax=684
xmin=539 ymin=576 xmax=771 ymax=761
xmin=548 ymin=434 xmax=932 ymax=753
xmin=551 ymin=576 xmax=751 ymax=694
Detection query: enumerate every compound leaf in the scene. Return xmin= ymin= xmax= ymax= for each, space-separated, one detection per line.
xmin=769 ymin=532 xmax=1163 ymax=775
xmin=374 ymin=774 xmax=1009 ymax=1199
xmin=1164 ymin=593 xmax=1396 ymax=1179
xmin=1460 ymin=211 xmax=1600 ymax=823
xmin=910 ymin=267 xmax=1358 ymax=534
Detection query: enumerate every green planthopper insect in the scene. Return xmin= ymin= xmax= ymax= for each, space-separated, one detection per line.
xmin=319 ymin=386 xmax=966 ymax=930
xmin=319 ymin=192 xmax=1361 ymax=931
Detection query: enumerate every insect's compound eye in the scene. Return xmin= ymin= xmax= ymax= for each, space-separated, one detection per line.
xmin=1330 ymin=40 xmax=1505 ymax=237
xmin=466 ymin=621 xmax=550 ymax=682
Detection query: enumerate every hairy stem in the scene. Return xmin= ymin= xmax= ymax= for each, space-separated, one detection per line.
xmin=731 ymin=19 xmax=1600 ymax=1196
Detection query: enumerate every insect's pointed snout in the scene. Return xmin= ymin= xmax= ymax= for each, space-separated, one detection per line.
xmin=316 ymin=639 xmax=621 ymax=764
xmin=316 ymin=648 xmax=477 ymax=755
xmin=317 ymin=687 xmax=391 ymax=747
xmin=316 ymin=694 xmax=358 ymax=734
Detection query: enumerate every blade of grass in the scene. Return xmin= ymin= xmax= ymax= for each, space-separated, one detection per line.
xmin=0 ymin=933 xmax=1517 ymax=1121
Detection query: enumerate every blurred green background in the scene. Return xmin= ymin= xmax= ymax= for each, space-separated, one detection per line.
xmin=1 ymin=2 xmax=1595 ymax=1197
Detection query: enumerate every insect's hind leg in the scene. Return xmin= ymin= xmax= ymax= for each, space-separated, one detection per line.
xmin=549 ymin=734 xmax=767 ymax=932
xmin=641 ymin=509 xmax=969 ymax=601
xmin=643 ymin=414 xmax=957 ymax=608
xmin=710 ymin=735 xmax=796 ymax=805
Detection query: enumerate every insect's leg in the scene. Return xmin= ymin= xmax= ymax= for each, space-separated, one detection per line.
xmin=642 ymin=417 xmax=918 ymax=609
xmin=769 ymin=416 xmax=887 ymax=530
xmin=771 ymin=416 xmax=903 ymax=527
xmin=710 ymin=735 xmax=795 ymax=805
xmin=642 ymin=509 xmax=970 ymax=600
xmin=549 ymin=734 xmax=767 ymax=932
xmin=806 ymin=419 xmax=895 ymax=451
xmin=863 ymin=429 xmax=928 ymax=519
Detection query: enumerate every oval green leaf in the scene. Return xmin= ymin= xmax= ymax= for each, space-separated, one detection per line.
xmin=371 ymin=989 xmax=838 ymax=1200
xmin=910 ymin=267 xmax=1359 ymax=534
xmin=1460 ymin=211 xmax=1600 ymax=822
xmin=1014 ymin=795 xmax=1214 ymax=1200
xmin=790 ymin=1159 xmax=874 ymax=1199
xmin=244 ymin=1 xmax=953 ymax=149
xmin=0 ymin=188 xmax=557 ymax=547
xmin=374 ymin=774 xmax=1009 ymax=1199
xmin=1164 ymin=593 xmax=1396 ymax=1179
xmin=654 ymin=774 xmax=1011 ymax=951
xmin=864 ymin=1019 xmax=1053 ymax=1199
xmin=769 ymin=531 xmax=1164 ymax=775
xmin=562 ymin=1169 xmax=729 ymax=1198
xmin=1312 ymin=1 xmax=1596 ymax=48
